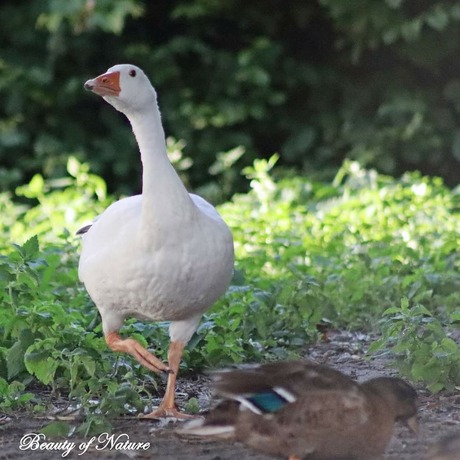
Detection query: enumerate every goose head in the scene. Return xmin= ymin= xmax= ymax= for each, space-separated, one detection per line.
xmin=84 ymin=64 xmax=157 ymax=114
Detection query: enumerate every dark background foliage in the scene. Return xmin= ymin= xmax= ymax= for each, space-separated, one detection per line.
xmin=1 ymin=0 xmax=460 ymax=199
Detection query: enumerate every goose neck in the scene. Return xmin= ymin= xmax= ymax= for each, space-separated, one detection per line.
xmin=127 ymin=107 xmax=193 ymax=224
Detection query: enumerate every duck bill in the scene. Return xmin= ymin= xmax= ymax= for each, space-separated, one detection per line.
xmin=84 ymin=71 xmax=121 ymax=97
xmin=404 ymin=415 xmax=419 ymax=435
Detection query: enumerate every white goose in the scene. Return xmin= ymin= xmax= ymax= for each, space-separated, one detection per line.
xmin=78 ymin=64 xmax=234 ymax=418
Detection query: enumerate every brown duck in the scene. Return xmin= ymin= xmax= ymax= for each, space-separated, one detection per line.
xmin=179 ymin=360 xmax=418 ymax=460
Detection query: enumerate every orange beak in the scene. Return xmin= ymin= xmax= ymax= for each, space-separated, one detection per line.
xmin=84 ymin=71 xmax=121 ymax=97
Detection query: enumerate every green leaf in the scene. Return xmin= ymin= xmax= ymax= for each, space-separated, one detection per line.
xmin=28 ymin=174 xmax=45 ymax=197
xmin=0 ymin=377 xmax=9 ymax=395
xmin=426 ymin=6 xmax=449 ymax=31
xmin=76 ymin=416 xmax=113 ymax=437
xmin=67 ymin=156 xmax=82 ymax=178
xmin=366 ymin=339 xmax=385 ymax=354
xmin=428 ymin=382 xmax=445 ymax=393
xmin=382 ymin=306 xmax=401 ymax=315
xmin=40 ymin=421 xmax=71 ymax=437
xmin=184 ymin=397 xmax=200 ymax=414
xmin=24 ymin=345 xmax=58 ymax=385
xmin=7 ymin=341 xmax=27 ymax=380
xmin=7 ymin=329 xmax=35 ymax=379
xmin=80 ymin=356 xmax=96 ymax=377
xmin=14 ymin=235 xmax=40 ymax=260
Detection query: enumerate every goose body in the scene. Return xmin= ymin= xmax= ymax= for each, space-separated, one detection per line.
xmin=79 ymin=64 xmax=234 ymax=417
xmin=80 ymin=192 xmax=233 ymax=337
xmin=180 ymin=361 xmax=418 ymax=459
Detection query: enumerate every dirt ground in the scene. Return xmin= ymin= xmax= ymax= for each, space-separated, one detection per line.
xmin=1 ymin=331 xmax=459 ymax=460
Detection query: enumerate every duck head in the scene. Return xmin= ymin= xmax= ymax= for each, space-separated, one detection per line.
xmin=363 ymin=377 xmax=419 ymax=434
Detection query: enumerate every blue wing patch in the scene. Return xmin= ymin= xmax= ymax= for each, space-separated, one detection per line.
xmin=239 ymin=387 xmax=297 ymax=414
xmin=247 ymin=391 xmax=290 ymax=413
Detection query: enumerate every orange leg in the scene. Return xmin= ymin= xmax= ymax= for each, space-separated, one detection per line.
xmin=105 ymin=332 xmax=169 ymax=373
xmin=140 ymin=341 xmax=196 ymax=419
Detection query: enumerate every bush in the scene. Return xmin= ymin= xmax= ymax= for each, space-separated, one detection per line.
xmin=1 ymin=1 xmax=460 ymax=201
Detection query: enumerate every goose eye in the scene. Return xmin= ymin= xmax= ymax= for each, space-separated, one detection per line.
xmin=129 ymin=69 xmax=137 ymax=77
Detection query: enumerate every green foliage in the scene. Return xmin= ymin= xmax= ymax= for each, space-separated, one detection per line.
xmin=1 ymin=156 xmax=108 ymax=248
xmin=0 ymin=233 xmax=155 ymax=432
xmin=0 ymin=159 xmax=458 ymax=431
xmin=369 ymin=298 xmax=460 ymax=393
xmin=2 ymin=1 xmax=460 ymax=200
xmin=315 ymin=0 xmax=460 ymax=184
xmin=0 ymin=159 xmax=150 ymax=430
xmin=184 ymin=397 xmax=200 ymax=415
